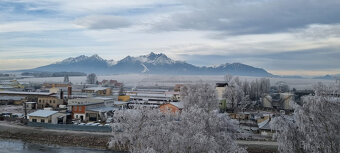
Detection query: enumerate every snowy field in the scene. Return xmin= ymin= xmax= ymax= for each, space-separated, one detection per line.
xmin=16 ymin=74 xmax=335 ymax=90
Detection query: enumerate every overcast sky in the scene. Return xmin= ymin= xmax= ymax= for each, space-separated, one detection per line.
xmin=0 ymin=0 xmax=339 ymax=76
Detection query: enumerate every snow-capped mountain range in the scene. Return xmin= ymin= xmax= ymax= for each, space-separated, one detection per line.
xmin=29 ymin=52 xmax=273 ymax=76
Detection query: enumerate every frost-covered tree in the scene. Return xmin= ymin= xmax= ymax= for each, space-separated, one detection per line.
xmin=181 ymin=83 xmax=219 ymax=112
xmin=248 ymin=78 xmax=270 ymax=101
xmin=110 ymin=83 xmax=246 ymax=153
xmin=271 ymin=83 xmax=340 ymax=153
xmin=86 ymin=73 xmax=97 ymax=84
xmin=110 ymin=107 xmax=176 ymax=153
xmin=222 ymin=76 xmax=251 ymax=111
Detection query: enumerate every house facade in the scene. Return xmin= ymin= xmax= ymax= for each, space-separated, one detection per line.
xmin=28 ymin=110 xmax=66 ymax=124
xmin=160 ymin=102 xmax=184 ymax=113
xmin=37 ymin=96 xmax=64 ymax=109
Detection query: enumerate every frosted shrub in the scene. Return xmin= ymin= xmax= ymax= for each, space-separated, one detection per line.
xmin=271 ymin=83 xmax=340 ymax=153
xmin=110 ymin=83 xmax=246 ymax=153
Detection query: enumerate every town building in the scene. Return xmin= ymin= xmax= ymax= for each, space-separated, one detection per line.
xmin=24 ymin=102 xmax=37 ymax=110
xmin=68 ymin=97 xmax=115 ymax=121
xmin=262 ymin=93 xmax=295 ymax=110
xmin=0 ymin=91 xmax=57 ymax=105
xmin=160 ymin=102 xmax=184 ymax=113
xmin=0 ymin=96 xmax=26 ymax=105
xmin=37 ymin=96 xmax=64 ymax=109
xmin=28 ymin=109 xmax=66 ymax=124
xmin=42 ymin=82 xmax=71 ymax=89
xmin=82 ymin=87 xmax=112 ymax=96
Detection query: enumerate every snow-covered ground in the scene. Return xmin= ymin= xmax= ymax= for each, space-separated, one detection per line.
xmin=0 ymin=105 xmax=23 ymax=114
xmin=16 ymin=74 xmax=335 ymax=90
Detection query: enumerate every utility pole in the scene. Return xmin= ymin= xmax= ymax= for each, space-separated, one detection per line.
xmin=24 ymin=102 xmax=28 ymax=124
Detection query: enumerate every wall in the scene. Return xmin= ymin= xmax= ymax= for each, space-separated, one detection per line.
xmin=27 ymin=122 xmax=112 ymax=132
xmin=160 ymin=104 xmax=179 ymax=113
xmin=262 ymin=96 xmax=272 ymax=108
xmin=29 ymin=116 xmax=51 ymax=123
xmin=0 ymin=122 xmax=111 ymax=149
xmin=37 ymin=97 xmax=63 ymax=109
xmin=216 ymin=87 xmax=226 ymax=100
xmin=118 ymin=95 xmax=130 ymax=102
xmin=51 ymin=113 xmax=66 ymax=124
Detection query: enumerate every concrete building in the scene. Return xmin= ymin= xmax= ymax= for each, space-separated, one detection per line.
xmin=261 ymin=93 xmax=294 ymax=110
xmin=0 ymin=91 xmax=56 ymax=100
xmin=0 ymin=96 xmax=26 ymax=105
xmin=216 ymin=82 xmax=228 ymax=100
xmin=28 ymin=109 xmax=66 ymax=124
xmin=68 ymin=97 xmax=115 ymax=121
xmin=37 ymin=97 xmax=64 ymax=109
xmin=42 ymin=83 xmax=70 ymax=89
xmin=160 ymin=102 xmax=184 ymax=113
xmin=82 ymin=87 xmax=112 ymax=96
xmin=24 ymin=102 xmax=37 ymax=110
xmin=215 ymin=82 xmax=229 ymax=112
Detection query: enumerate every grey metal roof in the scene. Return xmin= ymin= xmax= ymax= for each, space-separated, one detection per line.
xmin=114 ymin=101 xmax=128 ymax=105
xmin=0 ymin=91 xmax=54 ymax=96
xmin=258 ymin=119 xmax=271 ymax=130
xmin=86 ymin=106 xmax=118 ymax=112
xmin=28 ymin=110 xmax=58 ymax=117
xmin=0 ymin=96 xmax=25 ymax=101
xmin=84 ymin=87 xmax=108 ymax=91
xmin=169 ymin=102 xmax=184 ymax=109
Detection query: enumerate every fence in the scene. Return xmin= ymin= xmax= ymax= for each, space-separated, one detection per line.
xmin=27 ymin=122 xmax=112 ymax=132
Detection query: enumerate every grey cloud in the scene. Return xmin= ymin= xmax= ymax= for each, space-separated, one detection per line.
xmin=294 ymin=24 xmax=340 ymax=40
xmin=152 ymin=0 xmax=340 ymax=35
xmin=75 ymin=15 xmax=131 ymax=29
xmin=179 ymin=48 xmax=340 ymax=71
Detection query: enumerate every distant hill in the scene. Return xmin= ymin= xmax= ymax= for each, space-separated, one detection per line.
xmin=27 ymin=52 xmax=274 ymax=77
xmin=313 ymin=74 xmax=340 ymax=80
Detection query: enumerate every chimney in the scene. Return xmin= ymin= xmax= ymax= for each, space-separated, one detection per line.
xmin=68 ymin=86 xmax=72 ymax=98
xmin=60 ymin=89 xmax=64 ymax=99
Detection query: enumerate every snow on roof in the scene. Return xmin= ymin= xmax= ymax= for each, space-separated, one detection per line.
xmin=25 ymin=102 xmax=37 ymax=104
xmin=83 ymin=87 xmax=108 ymax=91
xmin=114 ymin=101 xmax=128 ymax=105
xmin=28 ymin=110 xmax=58 ymax=117
xmin=170 ymin=102 xmax=184 ymax=109
xmin=0 ymin=96 xmax=25 ymax=100
xmin=0 ymin=91 xmax=54 ymax=96
xmin=135 ymin=89 xmax=169 ymax=92
xmin=129 ymin=93 xmax=173 ymax=98
xmin=87 ymin=106 xmax=118 ymax=112
xmin=93 ymin=97 xmax=114 ymax=100
xmin=258 ymin=119 xmax=271 ymax=130
xmin=129 ymin=104 xmax=160 ymax=108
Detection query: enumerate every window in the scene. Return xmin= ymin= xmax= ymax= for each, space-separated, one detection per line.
xmin=41 ymin=119 xmax=45 ymax=123
xmin=32 ymin=119 xmax=37 ymax=122
xmin=76 ymin=115 xmax=78 ymax=118
xmin=48 ymin=120 xmax=51 ymax=123
xmin=53 ymin=100 xmax=55 ymax=104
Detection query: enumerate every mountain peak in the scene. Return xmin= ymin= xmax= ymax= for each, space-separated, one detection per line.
xmin=145 ymin=52 xmax=166 ymax=59
xmin=90 ymin=54 xmax=100 ymax=58
xmin=32 ymin=52 xmax=273 ymax=76
xmin=89 ymin=54 xmax=105 ymax=61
